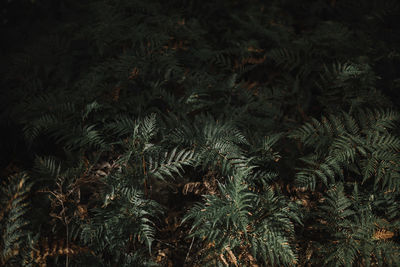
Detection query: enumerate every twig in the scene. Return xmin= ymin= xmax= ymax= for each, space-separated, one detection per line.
xmin=184 ymin=237 xmax=195 ymax=264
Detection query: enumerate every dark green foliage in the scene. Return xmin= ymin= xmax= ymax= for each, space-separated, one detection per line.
xmin=289 ymin=109 xmax=400 ymax=191
xmin=80 ymin=187 xmax=162 ymax=266
xmin=310 ymin=183 xmax=400 ymax=266
xmin=183 ymin=171 xmax=301 ymax=266
xmin=0 ymin=173 xmax=33 ymax=266
xmin=1 ymin=0 xmax=399 ymax=266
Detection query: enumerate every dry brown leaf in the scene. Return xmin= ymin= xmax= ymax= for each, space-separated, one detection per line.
xmin=183 ymin=182 xmax=202 ymax=195
xmin=373 ymin=229 xmax=394 ymax=240
xmin=219 ymin=253 xmax=229 ymax=266
xmin=225 ymin=246 xmax=238 ymax=267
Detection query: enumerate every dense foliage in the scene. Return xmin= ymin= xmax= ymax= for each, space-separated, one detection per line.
xmin=1 ymin=0 xmax=399 ymax=266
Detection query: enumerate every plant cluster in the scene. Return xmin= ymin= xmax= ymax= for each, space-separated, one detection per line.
xmin=1 ymin=0 xmax=399 ymax=266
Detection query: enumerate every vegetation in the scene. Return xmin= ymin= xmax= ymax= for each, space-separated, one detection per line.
xmin=1 ymin=0 xmax=399 ymax=266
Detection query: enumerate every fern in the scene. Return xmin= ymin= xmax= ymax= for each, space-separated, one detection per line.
xmin=311 ymin=183 xmax=400 ymax=266
xmin=80 ymin=187 xmax=162 ymax=266
xmin=148 ymin=147 xmax=195 ymax=181
xmin=1 ymin=0 xmax=400 ymax=266
xmin=290 ymin=109 xmax=400 ymax=190
xmin=183 ymin=172 xmax=301 ymax=266
xmin=0 ymin=173 xmax=33 ymax=266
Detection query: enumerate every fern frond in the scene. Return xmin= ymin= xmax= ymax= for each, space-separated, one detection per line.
xmin=148 ymin=147 xmax=195 ymax=180
xmin=0 ymin=173 xmax=33 ymax=266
